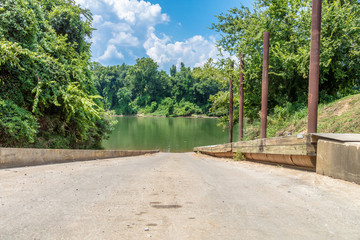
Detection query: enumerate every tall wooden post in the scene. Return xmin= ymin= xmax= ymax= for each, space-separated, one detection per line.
xmin=229 ymin=61 xmax=234 ymax=143
xmin=307 ymin=0 xmax=322 ymax=133
xmin=261 ymin=32 xmax=270 ymax=139
xmin=239 ymin=53 xmax=244 ymax=141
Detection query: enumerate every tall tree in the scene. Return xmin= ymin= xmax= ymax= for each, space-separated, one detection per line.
xmin=127 ymin=57 xmax=171 ymax=107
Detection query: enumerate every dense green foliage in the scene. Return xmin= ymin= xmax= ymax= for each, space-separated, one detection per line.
xmin=211 ymin=0 xmax=360 ymax=124
xmin=0 ymin=0 xmax=111 ymax=148
xmin=91 ymin=58 xmax=221 ymax=117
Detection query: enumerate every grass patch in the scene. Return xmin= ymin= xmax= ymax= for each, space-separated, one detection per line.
xmin=233 ymin=150 xmax=246 ymax=161
xmin=244 ymin=93 xmax=360 ymax=139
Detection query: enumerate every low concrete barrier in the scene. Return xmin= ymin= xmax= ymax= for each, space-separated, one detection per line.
xmin=194 ymin=143 xmax=233 ymax=158
xmin=195 ymin=133 xmax=360 ymax=184
xmin=316 ymin=140 xmax=360 ymax=184
xmin=0 ymin=148 xmax=159 ymax=169
xmin=194 ymin=135 xmax=317 ymax=169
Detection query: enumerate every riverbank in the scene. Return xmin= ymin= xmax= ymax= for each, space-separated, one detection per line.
xmin=110 ymin=113 xmax=218 ymax=119
xmin=109 ymin=93 xmax=360 ymax=143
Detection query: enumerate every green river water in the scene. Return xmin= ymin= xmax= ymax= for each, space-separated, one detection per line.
xmin=102 ymin=116 xmax=238 ymax=152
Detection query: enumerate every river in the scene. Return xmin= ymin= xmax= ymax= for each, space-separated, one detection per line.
xmin=102 ymin=116 xmax=238 ymax=152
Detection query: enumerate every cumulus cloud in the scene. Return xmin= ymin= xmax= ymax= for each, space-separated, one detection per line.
xmin=144 ymin=28 xmax=219 ymax=69
xmin=76 ymin=0 xmax=170 ymax=66
xmin=93 ymin=15 xmax=103 ymax=24
xmin=104 ymin=0 xmax=169 ymax=25
xmin=101 ymin=21 xmax=133 ymax=32
xmin=109 ymin=32 xmax=139 ymax=47
xmin=74 ymin=0 xmax=102 ymax=9
xmin=76 ymin=0 xmax=221 ymax=70
xmin=98 ymin=45 xmax=124 ymax=61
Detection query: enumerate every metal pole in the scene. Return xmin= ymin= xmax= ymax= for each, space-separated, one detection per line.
xmin=229 ymin=61 xmax=234 ymax=143
xmin=239 ymin=53 xmax=244 ymax=141
xmin=261 ymin=32 xmax=270 ymax=139
xmin=307 ymin=0 xmax=322 ymax=133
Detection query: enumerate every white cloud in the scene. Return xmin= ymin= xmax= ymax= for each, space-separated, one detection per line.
xmin=103 ymin=0 xmax=169 ymax=25
xmin=109 ymin=32 xmax=139 ymax=47
xmin=93 ymin=15 xmax=103 ymax=24
xmin=101 ymin=21 xmax=133 ymax=33
xmin=76 ymin=0 xmax=170 ymax=65
xmin=74 ymin=0 xmax=102 ymax=9
xmin=144 ymin=28 xmax=219 ymax=69
xmin=76 ymin=0 xmax=221 ymax=70
xmin=98 ymin=45 xmax=124 ymax=61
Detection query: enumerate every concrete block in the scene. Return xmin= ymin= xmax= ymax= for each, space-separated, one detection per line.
xmin=316 ymin=140 xmax=360 ymax=184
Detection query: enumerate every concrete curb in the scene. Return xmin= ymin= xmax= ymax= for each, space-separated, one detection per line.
xmin=0 ymin=148 xmax=159 ymax=169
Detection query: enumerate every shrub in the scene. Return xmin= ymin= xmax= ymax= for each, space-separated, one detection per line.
xmin=172 ymin=99 xmax=202 ymax=117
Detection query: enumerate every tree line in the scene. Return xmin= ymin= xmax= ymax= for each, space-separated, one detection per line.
xmin=91 ymin=58 xmax=221 ymax=117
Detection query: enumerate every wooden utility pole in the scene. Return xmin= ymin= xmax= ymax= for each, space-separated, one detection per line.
xmin=239 ymin=53 xmax=244 ymax=141
xmin=229 ymin=61 xmax=234 ymax=143
xmin=307 ymin=0 xmax=322 ymax=133
xmin=261 ymin=32 xmax=270 ymax=139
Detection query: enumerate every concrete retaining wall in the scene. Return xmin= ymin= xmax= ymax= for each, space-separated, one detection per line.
xmin=0 ymin=148 xmax=159 ymax=169
xmin=194 ymin=135 xmax=316 ymax=169
xmin=195 ymin=134 xmax=360 ymax=184
xmin=316 ymin=140 xmax=360 ymax=184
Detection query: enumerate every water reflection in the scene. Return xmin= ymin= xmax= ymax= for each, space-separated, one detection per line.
xmin=102 ymin=116 xmax=238 ymax=152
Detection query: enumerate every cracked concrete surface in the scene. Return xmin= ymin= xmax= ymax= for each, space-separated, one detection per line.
xmin=1 ymin=152 xmax=360 ymax=239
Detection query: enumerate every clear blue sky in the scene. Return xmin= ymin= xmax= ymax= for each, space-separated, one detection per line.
xmin=75 ymin=0 xmax=253 ymax=71
xmin=151 ymin=0 xmax=252 ymax=40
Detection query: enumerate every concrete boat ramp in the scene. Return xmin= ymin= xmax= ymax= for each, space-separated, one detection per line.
xmin=194 ymin=133 xmax=360 ymax=184
xmin=1 ymin=152 xmax=360 ymax=239
xmin=1 ymin=133 xmax=359 ymax=185
xmin=0 ymin=136 xmax=359 ymax=239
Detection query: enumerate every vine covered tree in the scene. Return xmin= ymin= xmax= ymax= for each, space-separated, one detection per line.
xmin=0 ymin=0 xmax=112 ymax=149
